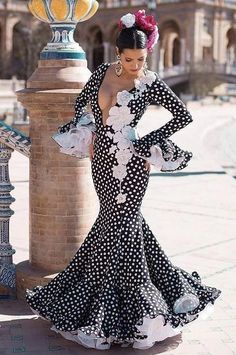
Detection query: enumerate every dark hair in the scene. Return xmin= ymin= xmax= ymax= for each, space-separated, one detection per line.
xmin=116 ymin=27 xmax=148 ymax=53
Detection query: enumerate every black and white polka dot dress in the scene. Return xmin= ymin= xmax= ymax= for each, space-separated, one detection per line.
xmin=26 ymin=62 xmax=222 ymax=350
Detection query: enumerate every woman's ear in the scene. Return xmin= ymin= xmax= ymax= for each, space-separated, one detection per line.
xmin=115 ymin=46 xmax=120 ymax=56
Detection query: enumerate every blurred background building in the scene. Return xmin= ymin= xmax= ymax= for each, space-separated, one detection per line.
xmin=0 ymin=0 xmax=236 ymax=123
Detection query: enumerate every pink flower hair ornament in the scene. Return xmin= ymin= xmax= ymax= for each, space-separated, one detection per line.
xmin=118 ymin=10 xmax=159 ymax=53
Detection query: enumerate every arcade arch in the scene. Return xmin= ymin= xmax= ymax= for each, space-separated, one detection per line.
xmin=226 ymin=27 xmax=236 ymax=65
xmin=85 ymin=26 xmax=104 ymax=70
xmin=159 ymin=20 xmax=181 ymax=69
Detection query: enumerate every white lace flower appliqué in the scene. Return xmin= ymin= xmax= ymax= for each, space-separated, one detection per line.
xmin=113 ymin=164 xmax=127 ymax=181
xmin=117 ymin=90 xmax=133 ymax=106
xmin=106 ymin=131 xmax=113 ymax=140
xmin=107 ymin=71 xmax=156 ymax=205
xmin=134 ymin=79 xmax=146 ymax=94
xmin=115 ymin=149 xmax=133 ymax=165
xmin=142 ymin=71 xmax=156 ymax=86
xmin=106 ymin=106 xmax=134 ymax=131
xmin=134 ymin=71 xmax=156 ymax=94
xmin=109 ymin=145 xmax=117 ymax=155
xmin=115 ymin=192 xmax=127 ymax=204
xmin=113 ymin=131 xmax=131 ymax=150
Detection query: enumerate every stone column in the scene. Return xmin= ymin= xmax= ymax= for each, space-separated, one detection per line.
xmin=159 ymin=47 xmax=165 ymax=77
xmin=156 ymin=46 xmax=161 ymax=72
xmin=213 ymin=10 xmax=220 ymax=62
xmin=193 ymin=10 xmax=204 ymax=63
xmin=218 ymin=12 xmax=230 ymax=65
xmin=180 ymin=37 xmax=186 ymax=67
xmin=166 ymin=34 xmax=174 ymax=67
xmin=150 ymin=43 xmax=159 ymax=72
xmin=16 ymin=59 xmax=98 ymax=299
xmin=103 ymin=41 xmax=110 ymax=62
xmin=15 ymin=0 xmax=100 ymax=299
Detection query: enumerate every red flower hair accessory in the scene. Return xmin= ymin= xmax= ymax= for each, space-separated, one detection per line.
xmin=118 ymin=9 xmax=159 ymax=52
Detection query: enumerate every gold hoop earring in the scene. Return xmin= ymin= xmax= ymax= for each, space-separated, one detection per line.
xmin=115 ymin=55 xmax=123 ymax=77
xmin=143 ymin=61 xmax=148 ymax=75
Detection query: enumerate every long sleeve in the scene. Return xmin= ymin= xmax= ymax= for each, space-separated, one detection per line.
xmin=149 ymin=73 xmax=193 ymax=138
xmin=57 ymin=64 xmax=102 ymax=134
xmin=132 ymin=73 xmax=193 ymax=157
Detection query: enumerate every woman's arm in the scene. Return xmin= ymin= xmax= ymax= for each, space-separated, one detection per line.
xmin=149 ymin=72 xmax=193 ymax=138
xmin=132 ymin=73 xmax=193 ymax=157
xmin=57 ymin=64 xmax=103 ymax=133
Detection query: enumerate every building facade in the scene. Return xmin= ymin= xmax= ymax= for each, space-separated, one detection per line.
xmin=0 ymin=0 xmax=235 ymax=89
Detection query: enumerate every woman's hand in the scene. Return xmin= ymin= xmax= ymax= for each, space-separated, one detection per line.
xmin=144 ymin=160 xmax=151 ymax=172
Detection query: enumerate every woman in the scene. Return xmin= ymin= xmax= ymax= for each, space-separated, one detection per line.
xmin=26 ymin=10 xmax=222 ymax=350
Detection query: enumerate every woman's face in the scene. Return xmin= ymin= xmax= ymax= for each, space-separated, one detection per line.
xmin=116 ymin=47 xmax=148 ymax=76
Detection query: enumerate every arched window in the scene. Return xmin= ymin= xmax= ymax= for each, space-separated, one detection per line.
xmin=160 ymin=20 xmax=181 ymax=68
xmin=12 ymin=21 xmax=51 ymax=80
xmin=12 ymin=22 xmax=29 ymax=79
xmin=92 ymin=29 xmax=104 ymax=70
xmin=226 ymin=27 xmax=236 ymax=65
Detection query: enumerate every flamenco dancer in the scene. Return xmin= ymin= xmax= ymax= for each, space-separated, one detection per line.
xmin=26 ymin=10 xmax=222 ymax=350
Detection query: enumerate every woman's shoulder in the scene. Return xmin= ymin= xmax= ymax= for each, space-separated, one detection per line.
xmin=146 ymin=69 xmax=159 ymax=80
xmin=142 ymin=69 xmax=159 ymax=88
xmin=145 ymin=70 xmax=166 ymax=90
xmin=87 ymin=62 xmax=111 ymax=82
xmin=93 ymin=62 xmax=111 ymax=74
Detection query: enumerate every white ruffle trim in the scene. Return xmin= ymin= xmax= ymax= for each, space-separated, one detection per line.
xmin=147 ymin=144 xmax=185 ymax=171
xmin=132 ymin=302 xmax=214 ymax=350
xmin=52 ymin=113 xmax=96 ymax=158
xmin=29 ymin=301 xmax=215 ymax=350
xmin=52 ymin=126 xmax=94 ymax=158
xmin=130 ymin=140 xmax=186 ymax=171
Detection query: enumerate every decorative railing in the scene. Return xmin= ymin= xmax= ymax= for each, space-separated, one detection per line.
xmin=159 ymin=64 xmax=190 ymax=78
xmin=99 ymin=0 xmax=146 ymax=8
xmin=159 ymin=62 xmax=236 ymax=79
xmin=0 ymin=121 xmax=30 ymax=157
xmin=0 ymin=121 xmax=30 ymax=293
xmin=196 ymin=0 xmax=236 ymax=8
xmin=189 ymin=62 xmax=236 ymax=75
xmin=157 ymin=0 xmax=181 ymax=3
xmin=99 ymin=0 xmax=236 ymax=8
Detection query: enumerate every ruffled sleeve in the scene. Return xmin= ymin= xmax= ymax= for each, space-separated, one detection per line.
xmin=57 ymin=63 xmax=105 ymax=134
xmin=131 ymin=72 xmax=194 ymax=172
xmin=52 ymin=63 xmax=106 ymax=158
xmin=52 ymin=113 xmax=96 ymax=158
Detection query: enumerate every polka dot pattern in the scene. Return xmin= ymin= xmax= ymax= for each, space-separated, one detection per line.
xmin=26 ymin=62 xmax=222 ymax=350
xmin=149 ymin=72 xmax=194 ymax=139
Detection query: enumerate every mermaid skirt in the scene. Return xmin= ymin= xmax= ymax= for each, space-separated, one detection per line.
xmin=26 ymin=127 xmax=221 ymax=350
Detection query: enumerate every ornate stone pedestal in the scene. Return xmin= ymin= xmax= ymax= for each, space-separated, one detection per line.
xmin=16 ymin=58 xmax=98 ymax=299
xmin=15 ymin=0 xmax=99 ymax=300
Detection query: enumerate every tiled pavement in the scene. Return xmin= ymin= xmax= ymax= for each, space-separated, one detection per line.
xmin=1 ymin=103 xmax=236 ymax=355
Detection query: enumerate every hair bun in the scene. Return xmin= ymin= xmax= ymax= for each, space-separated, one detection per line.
xmin=118 ymin=9 xmax=159 ymax=52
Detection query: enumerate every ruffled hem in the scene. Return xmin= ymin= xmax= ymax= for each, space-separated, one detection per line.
xmin=26 ymin=274 xmax=221 ymax=351
xmin=29 ymin=300 xmax=215 ymax=350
